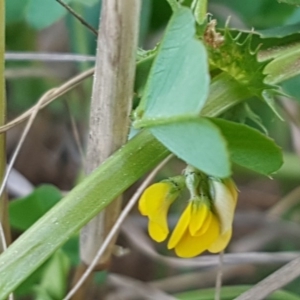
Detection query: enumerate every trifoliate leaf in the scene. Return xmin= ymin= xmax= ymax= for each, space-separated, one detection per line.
xmin=210 ymin=118 xmax=283 ymax=175
xmin=150 ymin=118 xmax=231 ymax=178
xmin=134 ymin=7 xmax=210 ymax=128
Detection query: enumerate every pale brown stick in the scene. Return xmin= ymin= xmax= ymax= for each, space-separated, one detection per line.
xmin=215 ymin=251 xmax=224 ymax=300
xmin=0 ymin=68 xmax=94 ymax=134
xmin=235 ymin=256 xmax=300 ymax=300
xmin=80 ymin=0 xmax=140 ymax=267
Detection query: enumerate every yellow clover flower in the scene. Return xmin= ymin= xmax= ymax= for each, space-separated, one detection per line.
xmin=138 ymin=177 xmax=185 ymax=242
xmin=167 ymin=198 xmax=220 ymax=257
xmin=138 ymin=172 xmax=238 ymax=258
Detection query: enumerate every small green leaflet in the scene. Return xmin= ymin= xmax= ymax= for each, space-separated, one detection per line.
xmin=134 ymin=7 xmax=210 ymax=127
xmin=150 ymin=118 xmax=230 ymax=178
xmin=9 ymin=185 xmax=62 ymax=231
xmin=264 ymin=47 xmax=300 ymax=84
xmin=24 ymin=0 xmax=99 ymax=29
xmin=26 ymin=0 xmax=72 ymax=29
xmin=210 ymin=118 xmax=283 ymax=175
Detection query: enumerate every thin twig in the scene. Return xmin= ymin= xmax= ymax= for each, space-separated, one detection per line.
xmin=123 ymin=221 xmax=300 ymax=268
xmin=0 ymin=90 xmax=47 ymax=200
xmin=5 ymin=52 xmax=95 ymax=62
xmin=5 ymin=67 xmax=57 ymax=79
xmin=234 ymin=256 xmax=300 ymax=300
xmin=268 ymin=183 xmax=300 ymax=218
xmin=215 ymin=251 xmax=224 ymax=300
xmin=64 ymin=100 xmax=86 ymax=167
xmin=64 ymin=155 xmax=173 ymax=300
xmin=80 ymin=0 xmax=141 ymax=268
xmin=0 ymin=67 xmax=94 ymax=133
xmin=55 ymin=0 xmax=98 ymax=36
xmin=108 ymin=273 xmax=176 ymax=300
xmin=150 ymin=266 xmax=253 ymax=294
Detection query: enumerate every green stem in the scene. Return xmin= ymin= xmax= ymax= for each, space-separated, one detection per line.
xmin=134 ymin=72 xmax=248 ymax=128
xmin=0 ymin=0 xmax=9 ymax=253
xmin=192 ymin=0 xmax=207 ymax=25
xmin=0 ymin=130 xmax=169 ymax=297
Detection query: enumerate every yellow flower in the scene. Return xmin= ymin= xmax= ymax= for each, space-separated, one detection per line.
xmin=167 ymin=199 xmax=220 ymax=258
xmin=138 ymin=179 xmax=184 ymax=242
xmin=208 ymin=178 xmax=238 ymax=253
xmin=139 ymin=174 xmax=238 ymax=258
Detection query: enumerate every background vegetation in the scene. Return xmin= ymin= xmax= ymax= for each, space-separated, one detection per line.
xmin=2 ymin=0 xmax=300 ymax=299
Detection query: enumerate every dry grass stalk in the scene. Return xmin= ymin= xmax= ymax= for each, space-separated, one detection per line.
xmin=80 ymin=0 xmax=140 ymax=267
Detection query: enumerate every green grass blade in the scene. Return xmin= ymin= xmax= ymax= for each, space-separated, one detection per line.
xmin=0 ymin=130 xmax=169 ymax=298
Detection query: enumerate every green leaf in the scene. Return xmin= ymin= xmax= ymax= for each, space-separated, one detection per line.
xmin=9 ymin=185 xmax=62 ymax=231
xmin=264 ymin=46 xmax=300 ymax=84
xmin=278 ymin=0 xmax=300 ymax=5
xmin=70 ymin=0 xmax=99 ymax=6
xmin=26 ymin=0 xmax=71 ymax=29
xmin=14 ymin=263 xmax=47 ymax=297
xmin=150 ymin=118 xmax=230 ymax=177
xmin=244 ymin=104 xmax=268 ymax=134
xmin=214 ymin=0 xmax=294 ymax=29
xmin=134 ymin=7 xmax=210 ymax=127
xmin=135 ymin=48 xmax=157 ymax=97
xmin=206 ymin=30 xmax=276 ymax=101
xmin=257 ymin=23 xmax=300 ymax=39
xmin=210 ymin=118 xmax=283 ymax=175
xmin=62 ymin=236 xmax=79 ymax=265
xmin=227 ymin=24 xmax=300 ymax=52
xmin=281 ymin=74 xmax=300 ymax=100
xmin=5 ymin=0 xmax=29 ymax=24
xmin=201 ymin=73 xmax=251 ymax=117
xmin=33 ymin=250 xmax=70 ymax=300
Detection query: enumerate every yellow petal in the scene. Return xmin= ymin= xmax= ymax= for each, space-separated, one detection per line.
xmin=194 ymin=210 xmax=212 ymax=236
xmin=189 ymin=203 xmax=208 ymax=236
xmin=224 ymin=179 xmax=238 ymax=205
xmin=212 ymin=180 xmax=236 ymax=234
xmin=208 ymin=229 xmax=232 ymax=253
xmin=148 ymin=220 xmax=169 ymax=242
xmin=174 ymin=214 xmax=220 ymax=258
xmin=139 ymin=182 xmax=180 ymax=243
xmin=168 ymin=203 xmax=191 ymax=249
xmin=138 ymin=183 xmax=171 ymax=216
